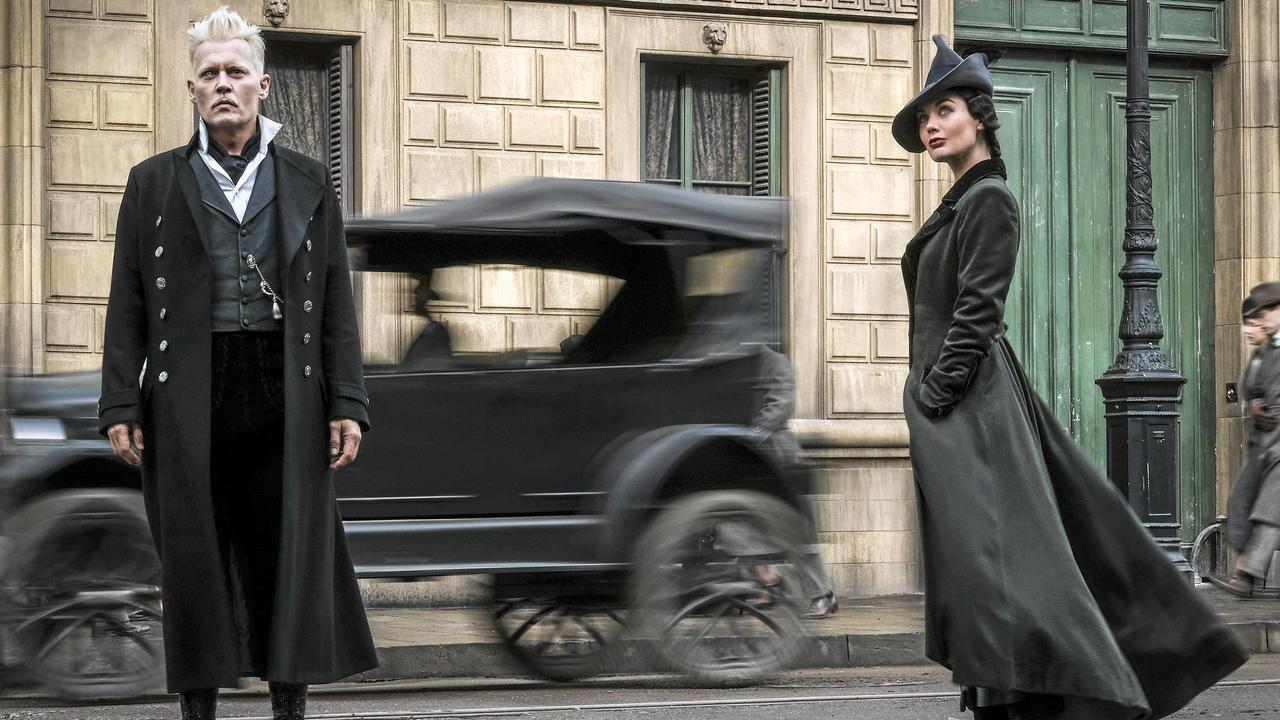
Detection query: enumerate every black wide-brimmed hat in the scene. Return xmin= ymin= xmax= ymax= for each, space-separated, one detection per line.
xmin=892 ymin=35 xmax=995 ymax=153
xmin=1246 ymin=282 xmax=1280 ymax=317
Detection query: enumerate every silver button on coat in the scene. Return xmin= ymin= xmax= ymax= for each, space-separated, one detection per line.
xmin=304 ymin=365 xmax=312 ymax=378
xmin=159 ymin=307 xmax=167 ymax=320
xmin=155 ymin=215 xmax=162 ymax=227
xmin=305 ymin=271 xmax=312 ymax=283
xmin=155 ymin=246 xmax=164 ymax=258
xmin=159 ymin=340 xmax=168 ymax=352
xmin=155 ymin=277 xmax=166 ymax=290
xmin=158 ymin=371 xmax=169 ymax=382
xmin=303 ymin=300 xmax=313 ymax=312
xmin=305 ymin=239 xmax=312 ymax=252
xmin=302 ymin=332 xmax=311 ymax=344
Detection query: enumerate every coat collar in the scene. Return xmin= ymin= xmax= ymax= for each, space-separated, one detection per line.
xmin=940 ymin=157 xmax=1007 ymax=208
xmin=173 ymin=134 xmax=325 ymax=268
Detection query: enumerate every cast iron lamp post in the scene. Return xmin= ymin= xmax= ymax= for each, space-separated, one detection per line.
xmin=1094 ymin=0 xmax=1191 ymax=577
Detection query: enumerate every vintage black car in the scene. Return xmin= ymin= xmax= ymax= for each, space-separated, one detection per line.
xmin=0 ymin=178 xmax=817 ymax=697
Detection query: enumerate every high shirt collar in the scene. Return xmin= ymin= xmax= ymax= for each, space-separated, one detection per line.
xmin=197 ymin=114 xmax=283 ymax=157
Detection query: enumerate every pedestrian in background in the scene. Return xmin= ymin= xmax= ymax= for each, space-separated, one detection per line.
xmin=98 ymin=6 xmax=375 ymax=718
xmin=751 ymin=346 xmax=838 ymax=619
xmin=1219 ymin=283 xmax=1280 ymax=596
xmin=892 ymin=34 xmax=1246 ymax=720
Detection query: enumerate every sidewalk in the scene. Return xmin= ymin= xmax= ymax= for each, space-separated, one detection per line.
xmin=354 ymin=583 xmax=1279 ymax=682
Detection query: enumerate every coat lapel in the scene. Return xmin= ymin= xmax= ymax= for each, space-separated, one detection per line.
xmin=173 ymin=134 xmax=216 ymax=262
xmin=272 ymin=146 xmax=324 ymax=270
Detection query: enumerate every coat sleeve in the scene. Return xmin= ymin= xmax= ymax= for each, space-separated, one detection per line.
xmin=753 ymin=349 xmax=796 ymax=433
xmin=98 ymin=168 xmax=148 ymax=435
xmin=918 ymin=182 xmax=1020 ymax=415
xmin=320 ymin=183 xmax=371 ymax=431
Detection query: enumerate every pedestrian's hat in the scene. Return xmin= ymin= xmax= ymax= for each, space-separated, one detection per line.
xmin=1247 ymin=282 xmax=1280 ymax=317
xmin=891 ymin=35 xmax=995 ymax=154
xmin=1243 ymin=294 xmax=1259 ymax=319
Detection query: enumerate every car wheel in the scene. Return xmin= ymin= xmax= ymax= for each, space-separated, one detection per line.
xmin=492 ymin=597 xmax=627 ymax=682
xmin=629 ymin=490 xmax=809 ymax=687
xmin=1 ymin=490 xmax=163 ymax=699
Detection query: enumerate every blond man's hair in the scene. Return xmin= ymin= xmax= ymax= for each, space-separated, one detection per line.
xmin=187 ymin=6 xmax=266 ymax=74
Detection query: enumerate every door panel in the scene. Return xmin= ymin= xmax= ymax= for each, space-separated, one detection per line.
xmin=988 ymin=52 xmax=1214 ymax=542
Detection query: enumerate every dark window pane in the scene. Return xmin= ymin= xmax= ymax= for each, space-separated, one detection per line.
xmin=261 ymin=42 xmax=331 ymax=163
xmin=691 ymin=74 xmax=751 ymax=183
xmin=644 ymin=70 xmax=681 ymax=181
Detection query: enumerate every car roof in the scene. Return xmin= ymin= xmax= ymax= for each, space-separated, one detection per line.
xmin=345 ymin=178 xmax=788 ymax=245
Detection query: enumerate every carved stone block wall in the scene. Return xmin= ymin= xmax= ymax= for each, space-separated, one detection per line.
xmin=42 ymin=0 xmax=155 ymax=373
xmin=387 ymin=0 xmax=609 ymax=361
xmin=1213 ymin=0 xmax=1280 ymax=513
xmin=822 ymin=20 xmax=914 ymax=421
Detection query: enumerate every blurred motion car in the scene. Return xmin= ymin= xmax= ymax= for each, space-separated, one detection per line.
xmin=0 ymin=372 xmax=163 ymax=699
xmin=343 ymin=178 xmax=815 ymax=685
xmin=0 ymin=178 xmax=815 ymax=697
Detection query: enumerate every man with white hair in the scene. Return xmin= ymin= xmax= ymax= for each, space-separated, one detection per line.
xmin=98 ymin=7 xmax=376 ymax=718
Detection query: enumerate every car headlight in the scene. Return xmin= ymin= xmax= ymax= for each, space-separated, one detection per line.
xmin=8 ymin=417 xmax=67 ymax=442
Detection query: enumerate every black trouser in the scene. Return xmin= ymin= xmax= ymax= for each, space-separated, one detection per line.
xmin=183 ymin=333 xmax=308 ymax=719
xmin=209 ymin=331 xmax=286 ymax=677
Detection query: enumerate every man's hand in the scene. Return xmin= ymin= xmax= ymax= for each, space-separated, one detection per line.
xmin=329 ymin=419 xmax=362 ymax=470
xmin=1252 ymin=399 xmax=1276 ymax=432
xmin=107 ymin=422 xmax=144 ymax=465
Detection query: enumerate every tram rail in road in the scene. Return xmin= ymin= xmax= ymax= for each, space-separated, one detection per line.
xmin=225 ymin=677 xmax=1280 ymax=720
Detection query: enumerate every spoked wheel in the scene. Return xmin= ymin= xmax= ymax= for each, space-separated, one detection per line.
xmin=1 ymin=491 xmax=164 ymax=699
xmin=630 ymin=490 xmax=809 ymax=687
xmin=492 ymin=597 xmax=627 ymax=682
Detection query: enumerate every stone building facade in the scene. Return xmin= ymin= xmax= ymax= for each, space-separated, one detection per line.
xmin=0 ymin=0 xmax=1268 ymax=598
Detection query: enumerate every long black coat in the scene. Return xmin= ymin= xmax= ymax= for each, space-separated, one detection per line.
xmin=901 ymin=158 xmax=1246 ymax=719
xmin=98 ymin=135 xmax=377 ymax=691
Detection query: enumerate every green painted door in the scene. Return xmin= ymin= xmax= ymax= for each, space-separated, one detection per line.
xmin=990 ymin=51 xmax=1215 ymax=543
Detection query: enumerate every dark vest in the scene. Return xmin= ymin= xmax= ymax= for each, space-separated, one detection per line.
xmin=189 ymin=151 xmax=284 ymax=332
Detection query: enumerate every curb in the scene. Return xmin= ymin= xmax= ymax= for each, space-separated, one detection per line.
xmin=358 ymin=620 xmax=1273 ymax=682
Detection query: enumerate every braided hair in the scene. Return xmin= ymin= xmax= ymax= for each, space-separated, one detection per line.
xmin=953 ymin=87 xmax=1001 ymax=159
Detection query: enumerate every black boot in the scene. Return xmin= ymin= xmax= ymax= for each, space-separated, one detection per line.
xmin=179 ymin=688 xmax=218 ymax=720
xmin=269 ymin=681 xmax=308 ymax=720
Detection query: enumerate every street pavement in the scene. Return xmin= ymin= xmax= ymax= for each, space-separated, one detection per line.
xmin=6 ymin=656 xmax=1280 ymax=720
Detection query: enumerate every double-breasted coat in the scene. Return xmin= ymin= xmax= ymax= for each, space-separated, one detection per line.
xmin=98 ymin=134 xmax=377 ymax=691
xmin=901 ymin=158 xmax=1246 ymax=719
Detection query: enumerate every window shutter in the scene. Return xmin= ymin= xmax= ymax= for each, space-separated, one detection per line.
xmin=751 ymin=74 xmax=771 ymax=196
xmin=327 ymin=45 xmax=354 ymax=216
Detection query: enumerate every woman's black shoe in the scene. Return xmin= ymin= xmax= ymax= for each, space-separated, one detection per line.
xmin=179 ymin=688 xmax=218 ymax=720
xmin=269 ymin=681 xmax=308 ymax=720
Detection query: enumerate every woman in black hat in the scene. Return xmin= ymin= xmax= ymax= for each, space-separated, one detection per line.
xmin=894 ymin=35 xmax=1246 ymax=720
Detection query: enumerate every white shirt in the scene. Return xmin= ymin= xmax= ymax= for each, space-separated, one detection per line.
xmin=196 ymin=114 xmax=284 ymax=222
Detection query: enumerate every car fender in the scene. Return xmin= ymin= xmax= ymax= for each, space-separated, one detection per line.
xmin=589 ymin=424 xmax=805 ymax=563
xmin=0 ymin=444 xmax=135 ymax=510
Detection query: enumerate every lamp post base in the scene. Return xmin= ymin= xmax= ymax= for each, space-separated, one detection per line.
xmin=1095 ymin=369 xmax=1192 ymax=579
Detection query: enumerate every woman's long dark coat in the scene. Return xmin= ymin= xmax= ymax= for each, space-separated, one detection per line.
xmin=98 ymin=136 xmax=377 ymax=691
xmin=901 ymin=158 xmax=1246 ymax=719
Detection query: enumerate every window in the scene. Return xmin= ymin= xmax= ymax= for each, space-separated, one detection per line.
xmin=261 ymin=37 xmax=356 ymax=215
xmin=643 ymin=62 xmax=785 ymax=348
xmin=642 ymin=64 xmax=780 ymax=196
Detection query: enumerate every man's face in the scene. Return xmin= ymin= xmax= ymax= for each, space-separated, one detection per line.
xmin=187 ymin=39 xmax=269 ymax=134
xmin=1256 ymin=304 xmax=1280 ymax=336
xmin=1244 ymin=317 xmax=1268 ymax=347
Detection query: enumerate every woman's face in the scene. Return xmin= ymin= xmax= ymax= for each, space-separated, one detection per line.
xmin=917 ymin=93 xmax=985 ymax=166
